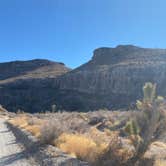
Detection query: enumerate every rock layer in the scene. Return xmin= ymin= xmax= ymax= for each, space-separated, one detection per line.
xmin=55 ymin=45 xmax=166 ymax=110
xmin=1 ymin=46 xmax=166 ymax=112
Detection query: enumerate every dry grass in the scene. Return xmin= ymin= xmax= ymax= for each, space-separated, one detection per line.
xmin=155 ymin=159 xmax=166 ymax=166
xmin=7 ymin=109 xmax=166 ymax=166
xmin=24 ymin=125 xmax=41 ymax=137
xmin=0 ymin=105 xmax=7 ymax=112
xmin=8 ymin=115 xmax=28 ymax=127
xmin=152 ymin=141 xmax=166 ymax=149
xmin=86 ymin=127 xmax=114 ymax=145
xmin=93 ymin=133 xmax=135 ymax=166
xmin=55 ymin=132 xmax=108 ymax=163
xmin=7 ymin=111 xmax=138 ymax=166
xmin=54 ymin=127 xmax=132 ymax=165
xmin=40 ymin=120 xmax=64 ymax=144
xmin=8 ymin=114 xmax=45 ymax=138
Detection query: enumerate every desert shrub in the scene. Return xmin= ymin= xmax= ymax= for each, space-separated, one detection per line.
xmin=8 ymin=115 xmax=28 ymax=127
xmin=26 ymin=117 xmax=36 ymax=126
xmin=16 ymin=109 xmax=25 ymax=114
xmin=51 ymin=104 xmax=57 ymax=113
xmin=94 ymin=133 xmax=135 ymax=166
xmin=25 ymin=125 xmax=41 ymax=137
xmin=40 ymin=120 xmax=64 ymax=144
xmin=0 ymin=105 xmax=7 ymax=112
xmin=124 ymin=120 xmax=140 ymax=136
xmin=27 ymin=117 xmax=45 ymax=126
xmin=86 ymin=127 xmax=113 ymax=145
xmin=8 ymin=115 xmax=43 ymax=138
xmin=55 ymin=132 xmax=108 ymax=163
xmin=54 ymin=128 xmax=134 ymax=166
xmin=54 ymin=112 xmax=90 ymax=133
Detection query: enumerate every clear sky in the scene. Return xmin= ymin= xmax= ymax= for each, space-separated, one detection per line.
xmin=0 ymin=0 xmax=166 ymax=68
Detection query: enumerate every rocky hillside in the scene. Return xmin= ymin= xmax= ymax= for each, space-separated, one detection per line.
xmin=1 ymin=45 xmax=166 ymax=112
xmin=55 ymin=45 xmax=166 ymax=110
xmin=0 ymin=59 xmax=70 ymax=112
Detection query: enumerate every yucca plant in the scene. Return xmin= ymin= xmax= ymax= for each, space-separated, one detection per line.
xmin=126 ymin=82 xmax=165 ymax=165
xmin=136 ymin=82 xmax=164 ymax=112
xmin=124 ymin=120 xmax=139 ymax=136
xmin=143 ymin=82 xmax=156 ymax=103
xmin=51 ymin=104 xmax=57 ymax=113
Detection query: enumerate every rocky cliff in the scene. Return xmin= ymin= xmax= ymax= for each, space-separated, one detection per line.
xmin=1 ymin=45 xmax=166 ymax=112
xmin=55 ymin=45 xmax=166 ymax=110
xmin=0 ymin=59 xmax=70 ymax=112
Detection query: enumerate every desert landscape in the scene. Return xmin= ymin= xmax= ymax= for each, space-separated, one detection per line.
xmin=0 ymin=80 xmax=166 ymax=166
xmin=0 ymin=46 xmax=166 ymax=166
xmin=0 ymin=1 xmax=166 ymax=165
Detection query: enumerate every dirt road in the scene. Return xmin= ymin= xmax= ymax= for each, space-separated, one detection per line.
xmin=0 ymin=118 xmax=38 ymax=166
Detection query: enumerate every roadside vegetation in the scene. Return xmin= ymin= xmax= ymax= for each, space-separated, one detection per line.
xmin=7 ymin=82 xmax=166 ymax=166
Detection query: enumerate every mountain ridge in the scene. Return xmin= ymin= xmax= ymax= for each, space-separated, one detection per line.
xmin=54 ymin=45 xmax=166 ymax=110
xmin=1 ymin=45 xmax=166 ymax=112
xmin=0 ymin=59 xmax=70 ymax=112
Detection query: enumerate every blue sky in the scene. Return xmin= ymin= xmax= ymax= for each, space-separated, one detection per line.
xmin=0 ymin=0 xmax=166 ymax=68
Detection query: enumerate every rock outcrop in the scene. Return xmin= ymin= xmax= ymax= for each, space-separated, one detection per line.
xmin=55 ymin=45 xmax=166 ymax=110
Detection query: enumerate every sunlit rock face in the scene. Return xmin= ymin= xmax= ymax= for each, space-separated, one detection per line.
xmin=55 ymin=45 xmax=166 ymax=110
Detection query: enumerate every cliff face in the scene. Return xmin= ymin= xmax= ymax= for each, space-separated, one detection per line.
xmin=1 ymin=45 xmax=166 ymax=112
xmin=55 ymin=45 xmax=166 ymax=110
xmin=0 ymin=59 xmax=70 ymax=112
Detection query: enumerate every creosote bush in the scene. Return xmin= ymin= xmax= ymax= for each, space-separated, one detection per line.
xmin=40 ymin=120 xmax=64 ymax=144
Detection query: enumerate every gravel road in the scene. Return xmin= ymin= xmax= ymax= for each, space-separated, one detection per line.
xmin=0 ymin=118 xmax=38 ymax=166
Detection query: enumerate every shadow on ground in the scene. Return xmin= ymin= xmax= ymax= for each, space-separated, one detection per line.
xmin=0 ymin=150 xmax=28 ymax=166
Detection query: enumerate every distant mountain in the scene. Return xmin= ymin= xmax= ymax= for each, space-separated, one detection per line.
xmin=0 ymin=59 xmax=69 ymax=81
xmin=2 ymin=45 xmax=166 ymax=112
xmin=55 ymin=45 xmax=166 ymax=110
xmin=0 ymin=59 xmax=70 ymax=112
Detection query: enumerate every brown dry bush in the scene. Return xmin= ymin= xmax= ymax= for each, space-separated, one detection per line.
xmin=25 ymin=125 xmax=41 ymax=137
xmin=54 ymin=127 xmax=133 ymax=166
xmin=155 ymin=159 xmax=166 ymax=166
xmin=55 ymin=133 xmax=104 ymax=163
xmin=93 ymin=133 xmax=135 ymax=166
xmin=40 ymin=119 xmax=66 ymax=144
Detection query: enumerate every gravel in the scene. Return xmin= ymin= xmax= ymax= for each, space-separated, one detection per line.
xmin=0 ymin=118 xmax=38 ymax=166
